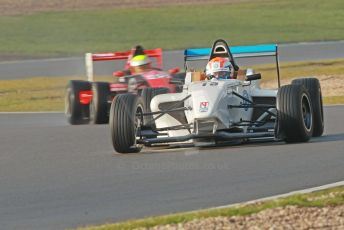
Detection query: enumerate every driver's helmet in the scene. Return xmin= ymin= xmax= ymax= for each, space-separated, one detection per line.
xmin=129 ymin=54 xmax=152 ymax=74
xmin=205 ymin=57 xmax=232 ymax=80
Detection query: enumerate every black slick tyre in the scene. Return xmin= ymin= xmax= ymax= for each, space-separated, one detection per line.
xmin=65 ymin=80 xmax=91 ymax=125
xmin=110 ymin=94 xmax=143 ymax=153
xmin=140 ymin=87 xmax=170 ymax=129
xmin=277 ymin=84 xmax=313 ymax=142
xmin=292 ymin=78 xmax=324 ymax=137
xmin=90 ymin=82 xmax=111 ymax=124
xmin=173 ymin=72 xmax=186 ymax=83
xmin=172 ymin=72 xmax=186 ymax=92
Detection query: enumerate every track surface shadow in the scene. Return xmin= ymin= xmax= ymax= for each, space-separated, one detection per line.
xmin=310 ymin=133 xmax=344 ymax=143
xmin=121 ymin=133 xmax=344 ymax=156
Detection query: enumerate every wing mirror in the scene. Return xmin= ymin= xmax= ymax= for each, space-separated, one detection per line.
xmin=113 ymin=71 xmax=125 ymax=77
xmin=168 ymin=67 xmax=180 ymax=75
xmin=245 ymin=73 xmax=261 ymax=81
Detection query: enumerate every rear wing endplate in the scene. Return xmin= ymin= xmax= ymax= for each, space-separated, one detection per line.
xmin=184 ymin=44 xmax=281 ymax=87
xmin=85 ymin=48 xmax=163 ymax=82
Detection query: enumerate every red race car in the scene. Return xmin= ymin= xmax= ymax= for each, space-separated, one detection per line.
xmin=65 ymin=45 xmax=185 ymax=125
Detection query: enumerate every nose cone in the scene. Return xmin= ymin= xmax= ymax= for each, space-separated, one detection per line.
xmin=143 ymin=70 xmax=176 ymax=92
xmin=188 ymin=81 xmax=226 ymax=118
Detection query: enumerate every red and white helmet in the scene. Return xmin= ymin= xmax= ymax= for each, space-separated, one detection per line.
xmin=206 ymin=57 xmax=232 ymax=79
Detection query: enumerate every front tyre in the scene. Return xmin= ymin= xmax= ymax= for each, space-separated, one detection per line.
xmin=277 ymin=84 xmax=313 ymax=142
xmin=292 ymin=78 xmax=324 ymax=137
xmin=110 ymin=94 xmax=143 ymax=153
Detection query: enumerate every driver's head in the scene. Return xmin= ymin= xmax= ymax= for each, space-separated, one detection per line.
xmin=129 ymin=54 xmax=151 ymax=74
xmin=206 ymin=57 xmax=232 ymax=80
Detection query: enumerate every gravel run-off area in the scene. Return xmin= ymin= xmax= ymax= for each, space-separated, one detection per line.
xmin=261 ymin=74 xmax=344 ymax=98
xmin=137 ymin=205 xmax=344 ymax=230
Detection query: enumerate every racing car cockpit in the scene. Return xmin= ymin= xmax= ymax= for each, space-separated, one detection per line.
xmin=207 ymin=39 xmax=240 ymax=78
xmin=183 ymin=39 xmax=281 ymax=84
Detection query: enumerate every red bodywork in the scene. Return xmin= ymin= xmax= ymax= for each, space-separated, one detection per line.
xmin=79 ymin=90 xmax=92 ymax=105
xmin=79 ymin=47 xmax=179 ymax=104
xmin=91 ymin=48 xmax=163 ymax=70
xmin=109 ymin=70 xmax=176 ymax=93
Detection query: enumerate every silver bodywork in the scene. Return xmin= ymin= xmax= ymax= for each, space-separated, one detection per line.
xmin=150 ymin=72 xmax=277 ymax=142
xmin=110 ymin=40 xmax=321 ymax=152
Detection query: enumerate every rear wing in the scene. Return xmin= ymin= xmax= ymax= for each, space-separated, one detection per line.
xmin=85 ymin=48 xmax=163 ymax=81
xmin=184 ymin=44 xmax=281 ymax=87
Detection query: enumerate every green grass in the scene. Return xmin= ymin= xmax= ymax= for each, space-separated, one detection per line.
xmin=74 ymin=185 xmax=344 ymax=230
xmin=0 ymin=76 xmax=114 ymax=111
xmin=1 ymin=59 xmax=343 ymax=112
xmin=0 ymin=76 xmax=71 ymax=111
xmin=0 ymin=0 xmax=343 ymax=57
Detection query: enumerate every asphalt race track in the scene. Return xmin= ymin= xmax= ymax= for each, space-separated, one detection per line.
xmin=1 ymin=106 xmax=344 ymax=230
xmin=1 ymin=41 xmax=344 ymax=229
xmin=1 ymin=41 xmax=344 ymax=80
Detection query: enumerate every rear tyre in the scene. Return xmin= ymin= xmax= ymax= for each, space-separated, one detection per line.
xmin=90 ymin=82 xmax=111 ymax=124
xmin=140 ymin=87 xmax=170 ymax=130
xmin=172 ymin=72 xmax=186 ymax=92
xmin=65 ymin=80 xmax=91 ymax=125
xmin=173 ymin=72 xmax=186 ymax=83
xmin=110 ymin=94 xmax=143 ymax=153
xmin=292 ymin=78 xmax=324 ymax=137
xmin=277 ymin=84 xmax=313 ymax=142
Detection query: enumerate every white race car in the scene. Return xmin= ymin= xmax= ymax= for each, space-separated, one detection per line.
xmin=109 ymin=39 xmax=324 ymax=153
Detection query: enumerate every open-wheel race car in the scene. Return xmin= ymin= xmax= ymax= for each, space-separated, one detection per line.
xmin=109 ymin=39 xmax=324 ymax=153
xmin=65 ymin=46 xmax=185 ymax=125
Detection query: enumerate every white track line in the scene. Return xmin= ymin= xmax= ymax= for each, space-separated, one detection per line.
xmin=212 ymin=180 xmax=344 ymax=211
